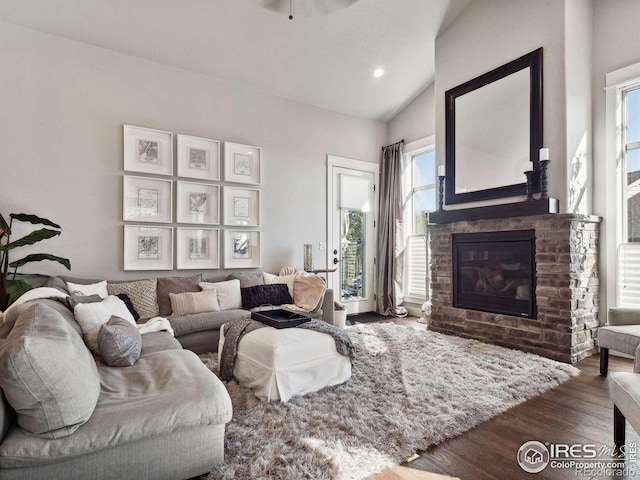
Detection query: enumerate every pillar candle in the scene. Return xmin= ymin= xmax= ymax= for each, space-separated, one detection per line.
xmin=437 ymin=165 xmax=445 ymax=177
xmin=539 ymin=148 xmax=549 ymax=161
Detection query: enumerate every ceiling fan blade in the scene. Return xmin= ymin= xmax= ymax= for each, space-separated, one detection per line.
xmin=255 ymin=0 xmax=288 ymax=14
xmin=254 ymin=0 xmax=360 ymax=16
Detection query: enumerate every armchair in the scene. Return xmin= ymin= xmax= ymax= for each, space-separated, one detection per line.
xmin=598 ymin=307 xmax=640 ymax=375
xmin=608 ymin=344 xmax=640 ymax=451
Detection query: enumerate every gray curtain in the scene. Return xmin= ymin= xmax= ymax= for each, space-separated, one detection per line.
xmin=376 ymin=140 xmax=407 ymax=316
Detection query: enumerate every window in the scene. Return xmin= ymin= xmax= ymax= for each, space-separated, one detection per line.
xmin=402 ymin=138 xmax=436 ymax=302
xmin=618 ymin=85 xmax=640 ymax=306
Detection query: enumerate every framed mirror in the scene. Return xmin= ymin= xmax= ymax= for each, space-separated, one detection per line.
xmin=445 ymin=48 xmax=543 ymax=205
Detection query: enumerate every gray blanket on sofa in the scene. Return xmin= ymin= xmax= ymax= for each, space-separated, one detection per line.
xmin=219 ymin=318 xmax=354 ymax=382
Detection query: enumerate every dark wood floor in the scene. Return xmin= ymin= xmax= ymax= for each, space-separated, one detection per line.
xmin=380 ymin=353 xmax=640 ymax=480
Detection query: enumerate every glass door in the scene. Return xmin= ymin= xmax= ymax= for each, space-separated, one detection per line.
xmin=327 ymin=159 xmax=377 ymax=314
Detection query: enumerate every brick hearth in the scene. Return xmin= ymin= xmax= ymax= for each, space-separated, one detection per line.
xmin=428 ymin=213 xmax=601 ymax=364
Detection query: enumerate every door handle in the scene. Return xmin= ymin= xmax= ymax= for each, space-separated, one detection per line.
xmin=333 ymin=257 xmax=339 ymax=265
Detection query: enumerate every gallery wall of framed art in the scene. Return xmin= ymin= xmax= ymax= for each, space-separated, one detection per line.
xmin=122 ymin=125 xmax=262 ymax=271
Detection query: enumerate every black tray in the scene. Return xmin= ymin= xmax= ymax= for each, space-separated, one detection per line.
xmin=251 ymin=309 xmax=311 ymax=329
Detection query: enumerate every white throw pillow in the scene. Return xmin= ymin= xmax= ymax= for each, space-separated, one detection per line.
xmin=66 ymin=280 xmax=108 ymax=299
xmin=199 ymin=280 xmax=242 ymax=311
xmin=169 ymin=289 xmax=220 ymax=316
xmin=74 ymin=295 xmax=135 ymax=354
xmin=263 ymin=272 xmax=296 ymax=297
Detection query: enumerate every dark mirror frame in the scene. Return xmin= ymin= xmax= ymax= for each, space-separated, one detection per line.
xmin=445 ymin=47 xmax=543 ymax=205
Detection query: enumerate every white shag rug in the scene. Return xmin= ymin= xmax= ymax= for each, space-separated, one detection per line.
xmin=200 ymin=322 xmax=580 ymax=480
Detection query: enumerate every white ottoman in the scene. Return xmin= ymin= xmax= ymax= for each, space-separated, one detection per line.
xmin=219 ymin=326 xmax=352 ymax=402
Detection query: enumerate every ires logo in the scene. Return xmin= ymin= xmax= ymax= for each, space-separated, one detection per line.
xmin=517 ymin=441 xmax=634 ymax=474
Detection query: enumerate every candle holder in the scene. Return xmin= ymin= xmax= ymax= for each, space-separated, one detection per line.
xmin=438 ymin=175 xmax=445 ymax=210
xmin=303 ymin=244 xmax=313 ymax=271
xmin=524 ymin=170 xmax=535 ymax=201
xmin=539 ymin=159 xmax=550 ymax=199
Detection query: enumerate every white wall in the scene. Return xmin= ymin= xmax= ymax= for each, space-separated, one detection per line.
xmin=387 ymin=83 xmax=435 ymax=145
xmin=592 ymin=0 xmax=640 ymax=315
xmin=0 ymin=21 xmax=386 ymax=280
xmin=564 ymin=0 xmax=593 ymax=215
xmin=435 ymin=0 xmax=567 ymax=209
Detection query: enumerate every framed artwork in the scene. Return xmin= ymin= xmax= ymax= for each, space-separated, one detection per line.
xmin=222 ymin=186 xmax=260 ymax=226
xmin=176 ymin=181 xmax=219 ymax=225
xmin=123 ymin=175 xmax=172 ymax=223
xmin=177 ymin=134 xmax=220 ymax=181
xmin=124 ymin=225 xmax=173 ymax=271
xmin=223 ymin=230 xmax=261 ymax=268
xmin=176 ymin=227 xmax=219 ymax=270
xmin=123 ymin=125 xmax=173 ymax=176
xmin=223 ymin=142 xmax=262 ymax=185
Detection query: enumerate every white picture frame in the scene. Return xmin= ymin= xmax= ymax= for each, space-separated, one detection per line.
xmin=223 ymin=141 xmax=262 ymax=185
xmin=123 ymin=125 xmax=173 ymax=176
xmin=223 ymin=230 xmax=261 ymax=268
xmin=123 ymin=175 xmax=173 ymax=223
xmin=177 ymin=134 xmax=220 ymax=181
xmin=124 ymin=225 xmax=173 ymax=271
xmin=176 ymin=227 xmax=219 ymax=270
xmin=176 ymin=181 xmax=220 ymax=225
xmin=222 ymin=186 xmax=261 ymax=226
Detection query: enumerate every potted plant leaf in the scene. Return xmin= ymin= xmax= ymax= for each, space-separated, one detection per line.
xmin=0 ymin=213 xmax=71 ymax=311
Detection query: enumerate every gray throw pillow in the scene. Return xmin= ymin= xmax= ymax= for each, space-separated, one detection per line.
xmin=0 ymin=303 xmax=101 ymax=439
xmin=98 ymin=316 xmax=142 ymax=367
xmin=156 ymin=274 xmax=202 ymax=316
xmin=65 ymin=293 xmax=103 ymax=310
xmin=228 ymin=273 xmax=264 ymax=288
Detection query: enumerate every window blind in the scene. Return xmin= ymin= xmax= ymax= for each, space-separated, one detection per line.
xmin=618 ymin=242 xmax=640 ymax=307
xmin=405 ymin=234 xmax=427 ymax=301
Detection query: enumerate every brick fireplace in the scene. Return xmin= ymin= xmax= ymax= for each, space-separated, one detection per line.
xmin=428 ymin=212 xmax=601 ymax=364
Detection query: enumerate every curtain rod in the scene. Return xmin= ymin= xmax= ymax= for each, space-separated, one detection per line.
xmin=382 ymin=139 xmax=405 ymax=151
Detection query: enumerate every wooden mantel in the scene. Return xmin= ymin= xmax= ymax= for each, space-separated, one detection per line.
xmin=427 ymin=198 xmax=559 ymax=224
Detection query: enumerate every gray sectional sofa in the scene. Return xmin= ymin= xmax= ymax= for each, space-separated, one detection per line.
xmin=0 ymin=270 xmax=334 ymax=479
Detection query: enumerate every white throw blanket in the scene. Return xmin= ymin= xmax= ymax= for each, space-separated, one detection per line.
xmin=277 ymin=267 xmax=326 ymax=312
xmin=0 ymin=287 xmax=68 ymax=325
xmin=136 ymin=317 xmax=174 ymax=337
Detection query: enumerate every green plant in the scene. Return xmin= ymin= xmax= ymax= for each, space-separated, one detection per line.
xmin=0 ymin=213 xmax=70 ymax=311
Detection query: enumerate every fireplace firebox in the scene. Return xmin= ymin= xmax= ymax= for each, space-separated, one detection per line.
xmin=452 ymin=230 xmax=536 ymax=318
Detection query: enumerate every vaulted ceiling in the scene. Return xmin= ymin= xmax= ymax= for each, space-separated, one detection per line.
xmin=0 ymin=0 xmax=472 ymax=121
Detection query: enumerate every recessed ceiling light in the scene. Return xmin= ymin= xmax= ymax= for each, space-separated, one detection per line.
xmin=373 ymin=68 xmax=385 ymax=78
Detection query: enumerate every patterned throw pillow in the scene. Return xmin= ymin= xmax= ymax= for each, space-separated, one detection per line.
xmin=107 ymin=278 xmax=159 ymax=320
xmin=98 ymin=316 xmax=142 ymax=367
xmin=74 ymin=296 xmax=136 ymax=354
xmin=169 ymin=289 xmax=221 ymax=316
